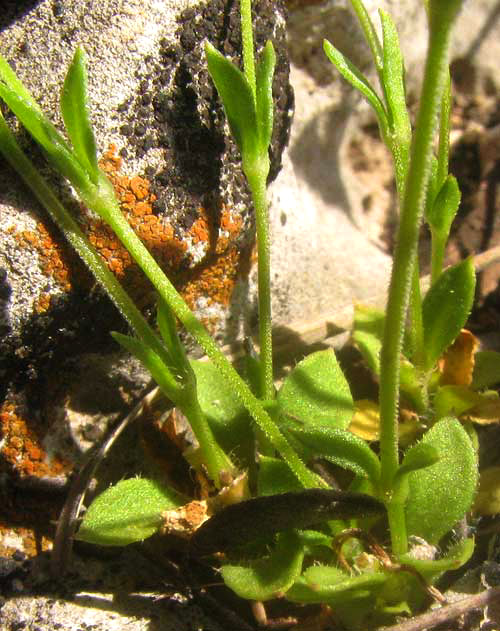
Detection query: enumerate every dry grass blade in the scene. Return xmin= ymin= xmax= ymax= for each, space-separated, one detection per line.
xmin=50 ymin=383 xmax=159 ymax=576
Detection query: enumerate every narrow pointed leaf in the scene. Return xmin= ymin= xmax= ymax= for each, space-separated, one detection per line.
xmin=156 ymin=297 xmax=189 ymax=374
xmin=0 ymin=82 xmax=88 ymax=190
xmin=405 ymin=417 xmax=478 ymax=543
xmin=76 ymin=477 xmax=183 ymax=546
xmin=205 ymin=42 xmax=258 ymax=159
xmin=379 ymin=10 xmax=411 ymax=183
xmin=221 ymin=531 xmax=304 ymax=601
xmin=436 ymin=73 xmax=451 ymax=187
xmin=426 ymin=174 xmax=460 ymax=237
xmin=255 ymin=40 xmax=275 ymax=153
xmin=380 ymin=10 xmax=410 ymax=141
xmin=0 ymin=53 xmax=41 ymax=111
xmin=61 ymin=47 xmax=99 ymax=183
xmin=290 ymin=426 xmax=381 ymax=485
xmin=422 ymin=258 xmax=476 ymax=371
xmin=350 ymin=0 xmax=383 ymax=74
xmin=323 ymin=39 xmax=388 ymax=138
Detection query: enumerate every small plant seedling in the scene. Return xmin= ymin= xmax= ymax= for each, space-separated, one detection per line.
xmin=0 ymin=0 xmax=496 ymax=628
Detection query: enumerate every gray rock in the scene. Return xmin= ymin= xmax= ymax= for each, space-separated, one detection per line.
xmin=0 ymin=0 xmax=496 ymax=627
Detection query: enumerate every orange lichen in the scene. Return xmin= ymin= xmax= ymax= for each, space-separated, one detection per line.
xmin=13 ymin=222 xmax=73 ymax=291
xmin=0 ymin=401 xmax=70 ymax=479
xmin=0 ymin=524 xmax=53 ymax=558
xmin=34 ymin=292 xmax=52 ymax=314
xmin=182 ymin=246 xmax=241 ymax=309
xmin=11 ymin=143 xmax=248 ymax=318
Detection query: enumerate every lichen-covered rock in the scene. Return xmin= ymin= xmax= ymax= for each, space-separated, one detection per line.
xmin=0 ymin=0 xmax=291 ymax=393
xmin=0 ymin=0 xmax=294 ymax=511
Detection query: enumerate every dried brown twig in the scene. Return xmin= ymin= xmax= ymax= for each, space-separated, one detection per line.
xmin=379 ymin=586 xmax=500 ymax=631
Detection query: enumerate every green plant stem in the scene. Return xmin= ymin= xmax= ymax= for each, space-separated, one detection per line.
xmin=240 ymin=0 xmax=256 ymax=97
xmin=408 ymin=264 xmax=426 ymax=371
xmin=0 ymin=113 xmax=233 ymax=484
xmin=0 ymin=117 xmax=164 ymax=366
xmin=430 ymin=231 xmax=446 ymax=285
xmin=239 ymin=0 xmax=274 ymax=402
xmin=181 ymin=392 xmax=233 ymax=481
xmin=378 ymin=7 xmax=458 ymax=554
xmin=429 ymin=73 xmax=451 ymax=285
xmin=246 ymin=161 xmax=274 ymax=401
xmin=387 ymin=477 xmax=409 ymax=555
xmin=85 ymin=181 xmax=319 ymax=489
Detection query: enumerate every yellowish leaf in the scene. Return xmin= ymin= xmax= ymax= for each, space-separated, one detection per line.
xmin=466 ymin=394 xmax=500 ymax=425
xmin=350 ymin=400 xmax=380 ymax=441
xmin=474 ymin=466 xmax=500 ymax=516
xmin=439 ymin=329 xmax=478 ymax=386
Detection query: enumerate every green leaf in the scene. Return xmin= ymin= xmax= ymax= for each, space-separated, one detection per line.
xmin=111 ymin=332 xmax=180 ymax=402
xmin=379 ymin=10 xmax=411 ymax=182
xmin=221 ymin=531 xmax=304 ymax=601
xmin=289 ymin=426 xmax=381 ymax=486
xmin=426 ymin=174 xmax=460 ymax=238
xmin=257 ymin=456 xmax=304 ymax=496
xmin=422 ymin=258 xmax=476 ymax=371
xmin=353 ymin=306 xmax=424 ymax=409
xmin=76 ymin=477 xmax=183 ymax=546
xmin=255 ymin=40 xmax=275 ymax=153
xmin=60 ymin=47 xmax=99 ymax=184
xmin=352 ymin=305 xmax=385 ymax=375
xmin=400 ymin=538 xmax=474 ymax=582
xmin=433 ymin=385 xmax=485 ymax=420
xmin=472 ymin=351 xmax=500 ymax=390
xmin=277 ymin=349 xmax=353 ymax=435
xmin=405 ymin=417 xmax=478 ymax=544
xmin=190 ymin=490 xmax=384 ymax=555
xmin=323 ymin=39 xmax=388 ymax=140
xmin=425 ymin=155 xmax=440 ymax=214
xmin=287 ymin=566 xmax=387 ymax=604
xmin=205 ymin=42 xmax=259 ymax=160
xmin=242 ymin=351 xmax=263 ymax=397
xmin=397 ymin=443 xmax=439 ymax=479
xmin=349 ymin=0 xmax=383 ymax=74
xmin=0 ymin=53 xmax=41 ymax=111
xmin=0 ymin=82 xmax=88 ymax=191
xmin=156 ymin=297 xmax=189 ymax=375
xmin=400 ymin=358 xmax=426 ymax=413
xmin=190 ymin=359 xmax=254 ymax=464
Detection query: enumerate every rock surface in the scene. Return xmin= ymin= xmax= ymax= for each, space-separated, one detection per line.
xmin=0 ymin=0 xmax=499 ymax=629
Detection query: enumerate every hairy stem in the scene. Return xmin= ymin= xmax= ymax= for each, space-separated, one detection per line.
xmin=0 ymin=114 xmax=234 ymax=483
xmin=88 ymin=187 xmax=318 ymax=489
xmin=379 ymin=6 xmax=459 ymax=549
xmin=246 ymin=158 xmax=274 ymax=401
